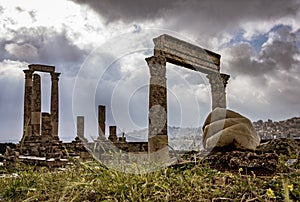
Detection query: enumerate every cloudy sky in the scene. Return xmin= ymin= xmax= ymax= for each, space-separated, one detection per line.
xmin=0 ymin=0 xmax=299 ymax=142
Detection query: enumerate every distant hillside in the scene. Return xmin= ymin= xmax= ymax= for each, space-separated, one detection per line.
xmin=253 ymin=117 xmax=300 ymax=140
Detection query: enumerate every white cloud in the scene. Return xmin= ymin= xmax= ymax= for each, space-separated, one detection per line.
xmin=0 ymin=59 xmax=28 ymax=78
xmin=5 ymin=43 xmax=38 ymax=59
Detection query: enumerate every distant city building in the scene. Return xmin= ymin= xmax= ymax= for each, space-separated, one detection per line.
xmin=253 ymin=117 xmax=300 ymax=140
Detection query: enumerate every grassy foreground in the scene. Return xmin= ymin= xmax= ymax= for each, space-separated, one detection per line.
xmin=0 ymin=157 xmax=299 ymax=202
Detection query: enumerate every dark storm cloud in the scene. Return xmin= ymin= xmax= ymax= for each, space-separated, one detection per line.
xmin=73 ymin=0 xmax=299 ymax=22
xmin=72 ymin=0 xmax=176 ymax=22
xmin=72 ymin=0 xmax=299 ymax=32
xmin=1 ymin=27 xmax=87 ymax=76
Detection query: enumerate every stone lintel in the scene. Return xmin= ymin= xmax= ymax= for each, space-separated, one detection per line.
xmin=153 ymin=34 xmax=220 ymax=73
xmin=29 ymin=64 xmax=55 ymax=73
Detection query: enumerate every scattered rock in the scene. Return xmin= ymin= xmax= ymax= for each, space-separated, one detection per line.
xmin=256 ymin=138 xmax=299 ymax=156
xmin=202 ymin=108 xmax=260 ymax=151
xmin=204 ymin=150 xmax=278 ymax=175
xmin=201 ymin=138 xmax=299 ymax=175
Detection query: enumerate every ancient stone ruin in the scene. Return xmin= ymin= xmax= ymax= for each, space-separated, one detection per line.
xmin=146 ymin=34 xmax=230 ymax=159
xmin=22 ymin=64 xmax=59 ymax=139
xmin=5 ymin=64 xmax=89 ymax=166
xmin=5 ymin=34 xmax=233 ymax=166
xmin=83 ymin=105 xmax=148 ymax=154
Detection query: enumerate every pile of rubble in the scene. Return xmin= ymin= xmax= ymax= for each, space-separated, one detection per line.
xmin=202 ymin=138 xmax=299 ymax=175
xmin=3 ymin=136 xmax=90 ymax=167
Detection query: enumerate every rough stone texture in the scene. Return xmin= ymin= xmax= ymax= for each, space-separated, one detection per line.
xmin=153 ymin=34 xmax=220 ymax=73
xmin=22 ymin=64 xmax=60 ymax=139
xmin=202 ymin=108 xmax=260 ymax=150
xmin=23 ymin=69 xmax=33 ymax=138
xmin=207 ymin=73 xmax=230 ymax=110
xmin=204 ymin=150 xmax=278 ymax=176
xmin=146 ymin=34 xmax=230 ymax=159
xmin=146 ymin=56 xmax=168 ymax=155
xmin=256 ymin=138 xmax=300 ymax=156
xmin=50 ymin=72 xmax=60 ymax=137
xmin=98 ymin=105 xmax=106 ymax=138
xmin=41 ymin=113 xmax=53 ymax=137
xmin=199 ymin=138 xmax=300 ymax=176
xmin=108 ymin=126 xmax=118 ymax=142
xmin=77 ymin=116 xmax=84 ymax=139
xmin=29 ymin=64 xmax=55 ymax=73
xmin=6 ymin=64 xmax=73 ymax=167
xmin=31 ymin=74 xmax=41 ymax=136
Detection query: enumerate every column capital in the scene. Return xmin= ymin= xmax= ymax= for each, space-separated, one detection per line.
xmin=51 ymin=72 xmax=61 ymax=81
xmin=220 ymin=73 xmax=230 ymax=87
xmin=23 ymin=69 xmax=34 ymax=79
xmin=145 ymin=55 xmax=166 ymax=65
xmin=146 ymin=56 xmax=167 ymax=77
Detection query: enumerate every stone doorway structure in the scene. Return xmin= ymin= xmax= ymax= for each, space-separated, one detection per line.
xmin=22 ymin=64 xmax=60 ymax=140
xmin=146 ymin=34 xmax=230 ymax=158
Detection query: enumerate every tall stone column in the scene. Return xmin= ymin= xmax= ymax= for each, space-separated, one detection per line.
xmin=146 ymin=56 xmax=169 ymax=160
xmin=23 ymin=69 xmax=34 ymax=138
xmin=207 ymin=73 xmax=230 ymax=110
xmin=98 ymin=105 xmax=106 ymax=138
xmin=50 ymin=72 xmax=60 ymax=137
xmin=31 ymin=74 xmax=41 ymax=136
xmin=77 ymin=116 xmax=84 ymax=139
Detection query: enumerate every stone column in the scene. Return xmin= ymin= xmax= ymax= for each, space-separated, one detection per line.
xmin=41 ymin=112 xmax=52 ymax=137
xmin=77 ymin=116 xmax=84 ymax=139
xmin=31 ymin=74 xmax=41 ymax=136
xmin=98 ymin=105 xmax=106 ymax=137
xmin=23 ymin=69 xmax=34 ymax=138
xmin=50 ymin=72 xmax=60 ymax=137
xmin=146 ymin=56 xmax=169 ymax=159
xmin=207 ymin=73 xmax=230 ymax=110
xmin=108 ymin=126 xmax=117 ymax=142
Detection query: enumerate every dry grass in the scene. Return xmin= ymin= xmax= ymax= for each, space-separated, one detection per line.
xmin=0 ymin=155 xmax=299 ymax=201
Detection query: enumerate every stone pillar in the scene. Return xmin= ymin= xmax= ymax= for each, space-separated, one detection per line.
xmin=50 ymin=72 xmax=60 ymax=137
xmin=31 ymin=74 xmax=41 ymax=136
xmin=146 ymin=56 xmax=169 ymax=159
xmin=77 ymin=116 xmax=84 ymax=139
xmin=41 ymin=112 xmax=52 ymax=137
xmin=98 ymin=105 xmax=106 ymax=137
xmin=23 ymin=69 xmax=34 ymax=138
xmin=108 ymin=126 xmax=117 ymax=142
xmin=207 ymin=73 xmax=230 ymax=110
